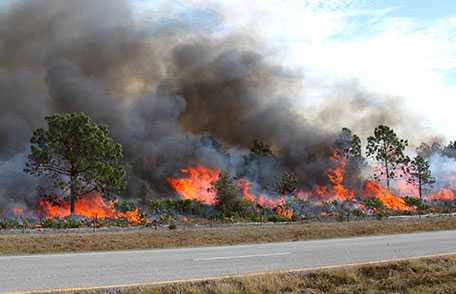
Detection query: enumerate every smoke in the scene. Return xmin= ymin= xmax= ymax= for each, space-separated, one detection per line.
xmin=0 ymin=0 xmax=442 ymax=208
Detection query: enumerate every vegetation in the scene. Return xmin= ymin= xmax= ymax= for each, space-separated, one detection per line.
xmin=366 ymin=125 xmax=409 ymax=189
xmin=407 ymin=155 xmax=436 ymax=200
xmin=404 ymin=197 xmax=430 ymax=215
xmin=83 ymin=255 xmax=456 ymax=294
xmin=335 ymin=128 xmax=362 ymax=159
xmin=213 ymin=171 xmax=243 ymax=217
xmin=2 ymin=218 xmax=456 ymax=255
xmin=25 ymin=113 xmax=126 ymax=215
xmin=250 ymin=139 xmax=273 ymax=157
xmin=275 ymin=171 xmax=298 ymax=195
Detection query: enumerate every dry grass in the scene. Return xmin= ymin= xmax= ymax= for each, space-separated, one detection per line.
xmin=79 ymin=255 xmax=456 ymax=294
xmin=2 ymin=217 xmax=456 ymax=255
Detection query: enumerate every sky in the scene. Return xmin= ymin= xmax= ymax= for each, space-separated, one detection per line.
xmin=134 ymin=0 xmax=456 ymax=140
xmin=2 ymin=0 xmax=455 ymax=140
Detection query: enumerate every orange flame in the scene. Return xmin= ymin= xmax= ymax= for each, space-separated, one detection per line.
xmin=12 ymin=207 xmax=24 ymax=217
xmin=363 ymin=180 xmax=408 ymax=211
xmin=327 ymin=150 xmax=355 ymax=201
xmin=238 ymin=179 xmax=285 ymax=208
xmin=38 ymin=193 xmax=142 ymax=224
xmin=167 ymin=165 xmax=219 ymax=204
xmin=275 ymin=206 xmax=294 ymax=219
xmin=168 ymin=165 xmax=288 ymax=212
xmin=429 ymin=188 xmax=456 ymax=201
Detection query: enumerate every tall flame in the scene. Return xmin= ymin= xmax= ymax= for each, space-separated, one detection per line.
xmin=38 ymin=193 xmax=142 ymax=224
xmin=363 ymin=180 xmax=408 ymax=211
xmin=327 ymin=150 xmax=355 ymax=201
xmin=168 ymin=165 xmax=288 ymax=213
xmin=167 ymin=165 xmax=219 ymax=204
xmin=429 ymin=188 xmax=456 ymax=201
xmin=238 ymin=179 xmax=285 ymax=208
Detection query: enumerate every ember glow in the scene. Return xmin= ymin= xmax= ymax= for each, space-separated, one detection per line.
xmin=38 ymin=193 xmax=142 ymax=224
xmin=363 ymin=180 xmax=408 ymax=211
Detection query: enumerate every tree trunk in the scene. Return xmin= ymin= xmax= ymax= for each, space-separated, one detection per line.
xmin=418 ymin=176 xmax=422 ymax=219
xmin=418 ymin=177 xmax=422 ymax=200
xmin=385 ymin=158 xmax=390 ymax=190
xmin=70 ymin=169 xmax=76 ymax=216
xmin=70 ymin=192 xmax=76 ymax=216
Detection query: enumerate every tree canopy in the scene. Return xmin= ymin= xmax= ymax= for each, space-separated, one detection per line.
xmin=407 ymin=155 xmax=435 ymax=200
xmin=366 ymin=125 xmax=409 ymax=189
xmin=25 ymin=112 xmax=126 ymax=215
xmin=213 ymin=171 xmax=243 ymax=216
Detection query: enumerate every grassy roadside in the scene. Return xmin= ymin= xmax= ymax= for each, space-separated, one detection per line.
xmin=1 ymin=217 xmax=456 ymax=255
xmin=80 ymin=255 xmax=456 ymax=294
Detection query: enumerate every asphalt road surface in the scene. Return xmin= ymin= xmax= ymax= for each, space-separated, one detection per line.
xmin=2 ymin=230 xmax=456 ymax=293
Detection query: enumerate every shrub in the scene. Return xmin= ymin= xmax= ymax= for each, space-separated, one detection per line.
xmin=168 ymin=224 xmax=177 ymax=230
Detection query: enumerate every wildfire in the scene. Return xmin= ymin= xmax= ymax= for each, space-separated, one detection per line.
xmin=363 ymin=180 xmax=408 ymax=211
xmin=38 ymin=193 xmax=142 ymax=224
xmin=429 ymin=188 xmax=456 ymax=201
xmin=238 ymin=179 xmax=285 ymax=208
xmin=12 ymin=207 xmax=24 ymax=217
xmin=275 ymin=206 xmax=294 ymax=219
xmin=168 ymin=165 xmax=288 ymax=211
xmin=327 ymin=151 xmax=355 ymax=201
xmin=167 ymin=165 xmax=219 ymax=204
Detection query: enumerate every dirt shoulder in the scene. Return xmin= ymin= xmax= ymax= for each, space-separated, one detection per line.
xmin=1 ymin=217 xmax=456 ymax=255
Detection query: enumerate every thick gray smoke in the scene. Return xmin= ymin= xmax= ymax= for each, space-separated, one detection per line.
xmin=0 ymin=0 xmax=434 ymax=208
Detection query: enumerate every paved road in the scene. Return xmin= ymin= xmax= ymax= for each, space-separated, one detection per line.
xmin=2 ymin=230 xmax=456 ymax=293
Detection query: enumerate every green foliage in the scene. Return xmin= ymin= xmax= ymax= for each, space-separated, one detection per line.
xmin=363 ymin=198 xmax=384 ymax=211
xmin=443 ymin=141 xmax=456 ymax=158
xmin=366 ymin=125 xmax=410 ymax=189
xmin=0 ymin=219 xmax=23 ymax=230
xmin=416 ymin=142 xmax=442 ymax=158
xmin=149 ymin=199 xmax=211 ymax=216
xmin=404 ymin=196 xmax=430 ymax=211
xmin=275 ymin=171 xmax=297 ymax=195
xmin=266 ymin=215 xmax=289 ymax=222
xmin=335 ymin=128 xmax=362 ymax=159
xmin=40 ymin=217 xmax=84 ymax=229
xmin=115 ymin=200 xmax=137 ymax=213
xmin=213 ymin=171 xmax=243 ymax=216
xmin=407 ymin=155 xmax=435 ymax=199
xmin=250 ymin=139 xmax=273 ymax=157
xmin=25 ymin=113 xmax=126 ymax=214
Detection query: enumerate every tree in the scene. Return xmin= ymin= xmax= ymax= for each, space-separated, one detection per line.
xmin=25 ymin=112 xmax=126 ymax=215
xmin=442 ymin=141 xmax=456 ymax=158
xmin=407 ymin=155 xmax=435 ymax=200
xmin=404 ymin=196 xmax=429 ymax=215
xmin=250 ymin=139 xmax=273 ymax=157
xmin=335 ymin=128 xmax=362 ymax=159
xmin=213 ymin=171 xmax=243 ymax=216
xmin=416 ymin=142 xmax=442 ymax=159
xmin=333 ymin=128 xmax=364 ymax=191
xmin=366 ymin=125 xmax=409 ymax=190
xmin=275 ymin=171 xmax=297 ymax=195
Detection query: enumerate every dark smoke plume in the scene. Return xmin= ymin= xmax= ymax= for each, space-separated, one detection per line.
xmin=0 ymin=0 xmax=432 ymax=208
